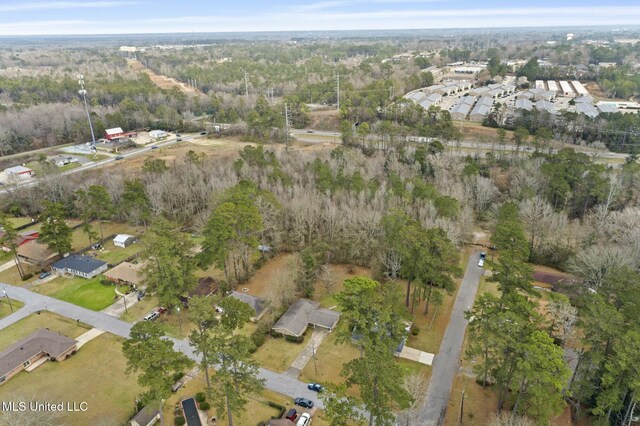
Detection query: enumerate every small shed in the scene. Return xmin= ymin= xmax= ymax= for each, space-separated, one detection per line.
xmin=113 ymin=234 xmax=136 ymax=248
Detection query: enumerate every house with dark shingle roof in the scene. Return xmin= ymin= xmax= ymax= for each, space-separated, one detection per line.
xmin=0 ymin=329 xmax=77 ymax=384
xmin=272 ymin=299 xmax=340 ymax=341
xmin=227 ymin=291 xmax=268 ymax=321
xmin=51 ymin=254 xmax=108 ymax=279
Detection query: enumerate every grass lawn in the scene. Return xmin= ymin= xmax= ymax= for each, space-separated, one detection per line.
xmin=299 ymin=323 xmax=360 ymax=385
xmin=0 ymin=298 xmax=24 ymax=319
xmin=56 ymin=162 xmax=81 ymax=172
xmin=7 ymin=216 xmax=33 ymax=228
xmin=35 ymin=275 xmax=117 ymax=311
xmin=0 ymin=265 xmax=39 ymax=287
xmin=252 ymin=331 xmax=313 ymax=373
xmin=0 ymin=312 xmax=89 ymax=351
xmin=156 ymin=309 xmax=196 ymax=340
xmin=0 ymin=332 xmax=143 ymax=426
xmin=120 ymin=295 xmax=160 ymax=322
xmin=444 ymin=375 xmax=499 ymax=426
xmin=96 ymin=241 xmax=143 ymax=265
xmin=70 ymin=221 xmax=142 ymax=252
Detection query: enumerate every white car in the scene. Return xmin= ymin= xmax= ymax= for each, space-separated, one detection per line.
xmin=296 ymin=413 xmax=311 ymax=426
xmin=477 ymin=258 xmax=484 ymax=268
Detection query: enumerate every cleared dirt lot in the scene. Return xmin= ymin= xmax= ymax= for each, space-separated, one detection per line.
xmin=128 ymin=59 xmax=201 ymax=95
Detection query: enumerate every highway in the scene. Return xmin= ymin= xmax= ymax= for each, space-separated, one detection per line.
xmin=290 ymin=129 xmax=629 ymax=162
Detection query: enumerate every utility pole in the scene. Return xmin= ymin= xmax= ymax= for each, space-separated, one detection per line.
xmin=2 ymin=287 xmax=12 ymax=312
xmin=122 ymin=293 xmax=128 ymax=314
xmin=335 ymin=72 xmax=340 ymax=110
xmin=77 ymin=74 xmax=96 ymax=145
xmin=284 ymin=103 xmax=291 ymax=152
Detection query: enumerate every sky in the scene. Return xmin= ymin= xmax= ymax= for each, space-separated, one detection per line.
xmin=0 ymin=0 xmax=639 ymax=35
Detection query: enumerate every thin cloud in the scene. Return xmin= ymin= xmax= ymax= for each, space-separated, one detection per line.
xmin=292 ymin=0 xmax=443 ymax=13
xmin=0 ymin=1 xmax=141 ymax=12
xmin=1 ymin=6 xmax=640 ymax=35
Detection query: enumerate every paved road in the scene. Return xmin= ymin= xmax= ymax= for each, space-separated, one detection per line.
xmin=0 ymin=283 xmax=322 ymax=407
xmin=0 ymin=134 xmax=198 ymax=196
xmin=417 ymin=252 xmax=483 ymax=426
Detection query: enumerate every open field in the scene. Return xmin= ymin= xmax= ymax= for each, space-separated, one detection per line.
xmin=34 ymin=275 xmax=117 ymax=311
xmin=0 ymin=265 xmax=39 ymax=286
xmin=0 ymin=332 xmax=142 ymax=426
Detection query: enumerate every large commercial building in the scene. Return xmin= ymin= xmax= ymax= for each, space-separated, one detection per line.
xmin=449 ymin=96 xmax=477 ymax=120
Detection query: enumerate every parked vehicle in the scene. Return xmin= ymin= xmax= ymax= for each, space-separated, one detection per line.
xmin=115 ymin=155 xmax=124 ymax=160
xmin=143 ymin=311 xmax=159 ymax=321
xmin=156 ymin=307 xmax=167 ymax=314
xmin=38 ymin=271 xmax=51 ymax=280
xmin=478 ymin=258 xmax=484 ymax=268
xmin=200 ymin=131 xmax=207 ymax=135
xmin=297 ymin=413 xmax=311 ymax=426
xmin=307 ymin=383 xmax=323 ymax=392
xmin=480 ymin=251 xmax=487 ymax=260
xmin=151 ymin=145 xmax=158 ymax=149
xmin=91 ymin=243 xmax=103 ymax=250
xmin=285 ymin=408 xmax=298 ymax=421
xmin=294 ymin=398 xmax=314 ymax=408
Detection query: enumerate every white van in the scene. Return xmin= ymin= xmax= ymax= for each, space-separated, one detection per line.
xmin=478 ymin=258 xmax=484 ymax=268
xmin=297 ymin=413 xmax=311 ymax=426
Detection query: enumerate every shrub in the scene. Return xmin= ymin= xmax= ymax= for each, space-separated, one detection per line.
xmin=172 ymin=372 xmax=184 ymax=382
xmin=174 ymin=416 xmax=186 ymax=426
xmin=195 ymin=392 xmax=205 ymax=403
xmin=411 ymin=326 xmax=420 ymax=336
xmin=251 ymin=331 xmax=266 ymax=348
xmin=199 ymin=401 xmax=210 ymax=410
xmin=22 ymin=273 xmax=33 ymax=281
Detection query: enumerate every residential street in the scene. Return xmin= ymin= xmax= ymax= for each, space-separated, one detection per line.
xmin=0 ymin=283 xmax=322 ymax=407
xmin=416 ymin=252 xmax=483 ymax=425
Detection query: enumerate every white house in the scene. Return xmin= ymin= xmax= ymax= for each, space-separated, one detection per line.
xmin=113 ymin=234 xmax=136 ymax=248
xmin=148 ymin=130 xmax=168 ymax=140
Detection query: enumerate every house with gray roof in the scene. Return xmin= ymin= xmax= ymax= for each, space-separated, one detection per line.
xmin=129 ymin=405 xmax=160 ymax=426
xmin=51 ymin=254 xmax=108 ymax=279
xmin=0 ymin=329 xmax=77 ymax=384
xmin=272 ymin=299 xmax=340 ymax=340
xmin=227 ymin=291 xmax=268 ymax=321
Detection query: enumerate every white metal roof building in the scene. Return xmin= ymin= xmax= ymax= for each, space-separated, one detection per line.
xmin=449 ymin=96 xmax=477 ymax=120
xmin=559 ymin=81 xmax=575 ymax=96
xmin=105 ymin=127 xmax=124 ymax=136
xmin=574 ymin=95 xmax=594 ymax=104
xmin=405 ymin=91 xmax=427 ymax=103
xmin=5 ymin=166 xmax=34 ymax=176
xmin=148 ymin=130 xmax=168 ymax=139
xmin=547 ymin=81 xmax=559 ymax=92
xmin=535 ymin=80 xmax=545 ymax=90
xmin=454 ymin=66 xmax=484 ymax=74
xmin=571 ymin=81 xmax=589 ymax=96
xmin=469 ymin=97 xmax=495 ymax=121
xmin=597 ymin=103 xmax=619 ymax=113
xmin=515 ymin=99 xmax=533 ymax=111
xmin=535 ymin=100 xmax=557 ymax=113
xmin=576 ymin=102 xmax=599 ymax=118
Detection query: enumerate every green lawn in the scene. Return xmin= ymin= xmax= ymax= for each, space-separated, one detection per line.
xmin=37 ymin=275 xmax=117 ymax=311
xmin=7 ymin=217 xmax=33 ymax=228
xmin=56 ymin=162 xmax=81 ymax=172
xmin=96 ymin=241 xmax=142 ymax=265
xmin=0 ymin=332 xmax=142 ymax=426
xmin=0 ymin=311 xmax=89 ymax=351
xmin=120 ymin=295 xmax=160 ymax=322
xmin=71 ymin=221 xmax=142 ymax=252
xmin=0 ymin=298 xmax=24 ymax=319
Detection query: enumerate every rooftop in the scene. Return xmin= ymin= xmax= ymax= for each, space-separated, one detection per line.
xmin=52 ymin=255 xmax=107 ymax=274
xmin=0 ymin=329 xmax=77 ymax=377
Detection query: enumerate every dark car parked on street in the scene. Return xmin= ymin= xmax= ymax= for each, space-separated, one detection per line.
xmin=307 ymin=383 xmax=323 ymax=392
xmin=294 ymin=398 xmax=314 ymax=408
